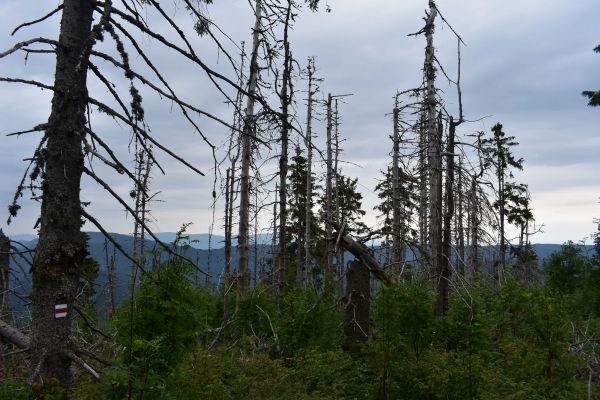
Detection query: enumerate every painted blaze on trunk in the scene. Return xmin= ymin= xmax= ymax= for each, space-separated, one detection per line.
xmin=29 ymin=0 xmax=94 ymax=387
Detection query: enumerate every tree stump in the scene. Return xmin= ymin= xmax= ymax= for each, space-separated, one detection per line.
xmin=343 ymin=260 xmax=370 ymax=352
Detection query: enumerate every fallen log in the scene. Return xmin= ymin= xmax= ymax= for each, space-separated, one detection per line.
xmin=331 ymin=222 xmax=393 ymax=285
xmin=0 ymin=319 xmax=100 ymax=380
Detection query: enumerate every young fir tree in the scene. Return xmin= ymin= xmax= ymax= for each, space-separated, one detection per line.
xmin=374 ymin=165 xmax=417 ymax=271
xmin=481 ymin=122 xmax=523 ymax=283
xmin=287 ymin=145 xmax=320 ymax=285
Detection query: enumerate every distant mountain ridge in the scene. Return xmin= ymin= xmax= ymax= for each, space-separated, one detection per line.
xmin=151 ymin=232 xmax=274 ymax=250
xmin=7 ymin=231 xmax=593 ymax=320
xmin=8 ymin=231 xmax=591 ymax=257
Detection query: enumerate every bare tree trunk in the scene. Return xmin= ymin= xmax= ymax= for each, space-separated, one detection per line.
xmin=104 ymin=239 xmax=117 ymax=317
xmin=333 ymin=99 xmax=343 ymax=294
xmin=0 ymin=231 xmax=9 ymax=321
xmin=325 ymin=93 xmax=334 ymax=283
xmin=497 ymin=143 xmax=506 ymax=286
xmin=237 ymin=0 xmax=263 ymax=293
xmin=225 ymin=44 xmax=245 ymax=291
xmin=304 ymin=57 xmax=315 ymax=286
xmin=391 ymin=105 xmax=403 ymax=274
xmin=418 ymin=114 xmax=428 ymax=271
xmin=424 ymin=1 xmax=441 ymax=292
xmin=468 ymin=177 xmax=479 ymax=281
xmin=272 ymin=184 xmax=278 ymax=290
xmin=130 ymin=144 xmax=151 ymax=297
xmin=254 ymin=185 xmax=259 ymax=287
xmin=29 ymin=0 xmax=94 ymax=387
xmin=456 ymin=157 xmax=465 ymax=277
xmin=277 ymin=0 xmax=293 ymax=296
xmin=224 ymin=167 xmax=232 ymax=289
xmin=438 ymin=117 xmax=456 ymax=316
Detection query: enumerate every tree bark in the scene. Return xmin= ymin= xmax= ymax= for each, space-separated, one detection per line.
xmin=424 ymin=1 xmax=441 ymax=287
xmin=277 ymin=0 xmax=293 ymax=296
xmin=237 ymin=0 xmax=262 ymax=293
xmin=303 ymin=58 xmax=315 ymax=286
xmin=331 ymin=223 xmax=392 ymax=285
xmin=456 ymin=157 xmax=465 ymax=277
xmin=467 ymin=176 xmax=479 ymax=281
xmin=438 ymin=117 xmax=456 ymax=316
xmin=0 ymin=319 xmax=29 ymax=350
xmin=343 ymin=260 xmax=370 ymax=352
xmin=391 ymin=106 xmax=403 ymax=274
xmin=333 ymin=99 xmax=343 ymax=293
xmin=418 ymin=114 xmax=428 ymax=270
xmin=497 ymin=138 xmax=505 ymax=287
xmin=104 ymin=239 xmax=117 ymax=317
xmin=0 ymin=231 xmax=9 ymax=321
xmin=29 ymin=0 xmax=94 ymax=387
xmin=325 ymin=93 xmax=334 ymax=283
xmin=224 ymin=167 xmax=232 ymax=288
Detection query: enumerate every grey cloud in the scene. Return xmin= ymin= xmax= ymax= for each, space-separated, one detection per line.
xmin=1 ymin=0 xmax=599 ymax=243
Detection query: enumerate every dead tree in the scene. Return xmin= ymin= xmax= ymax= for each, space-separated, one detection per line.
xmin=391 ymin=101 xmax=404 ymax=273
xmin=129 ymin=141 xmax=153 ymax=297
xmin=303 ymin=57 xmax=316 ymax=285
xmin=343 ymin=260 xmax=370 ymax=352
xmin=103 ymin=238 xmax=117 ymax=317
xmin=325 ymin=93 xmax=334 ymax=283
xmin=439 ymin=35 xmax=465 ymax=315
xmin=333 ymin=98 xmax=343 ymax=290
xmin=238 ymin=0 xmax=263 ymax=293
xmin=223 ymin=43 xmax=246 ymax=292
xmin=422 ymin=1 xmax=442 ymax=293
xmin=1 ymin=0 xmax=254 ymax=386
xmin=417 ymin=113 xmax=429 ymax=270
xmin=277 ymin=0 xmax=294 ymax=296
xmin=331 ymin=222 xmax=392 ymax=285
xmin=0 ymin=230 xmax=9 ymax=320
xmin=456 ymin=157 xmax=466 ymax=277
xmin=26 ymin=1 xmax=95 ymax=386
xmin=467 ymin=132 xmax=486 ymax=281
xmin=438 ymin=116 xmax=455 ymax=315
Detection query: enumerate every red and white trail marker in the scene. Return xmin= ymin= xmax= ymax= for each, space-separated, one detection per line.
xmin=54 ymin=304 xmax=68 ymax=319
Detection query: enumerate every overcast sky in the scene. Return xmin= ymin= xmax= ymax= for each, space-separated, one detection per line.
xmin=0 ymin=0 xmax=599 ymax=244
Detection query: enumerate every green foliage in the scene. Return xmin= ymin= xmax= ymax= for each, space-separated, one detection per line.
xmin=582 ymin=45 xmax=600 ymax=106
xmin=364 ymin=280 xmax=588 ymax=399
xmin=373 ymin=165 xmax=418 ymax=242
xmin=544 ymin=240 xmax=600 ymax=318
xmin=0 ymin=378 xmax=66 ymax=400
xmin=99 ymin=258 xmax=213 ymax=399
xmin=0 ymin=379 xmax=33 ymax=400
xmin=171 ymin=348 xmax=372 ymax=400
xmin=304 ymin=0 xmax=321 ymax=12
xmin=489 ymin=281 xmax=575 ymax=386
xmin=545 ymin=242 xmax=589 ymax=294
xmin=67 ymin=277 xmax=595 ymax=399
xmin=286 ymin=146 xmax=322 ymax=256
xmin=227 ymin=287 xmax=278 ymax=349
xmin=482 ymin=123 xmax=523 ymax=174
xmin=275 ymin=287 xmax=342 ymax=355
xmin=289 ymin=349 xmax=375 ymax=398
xmin=371 ymin=280 xmax=436 ymax=361
xmin=318 ymin=171 xmax=368 ymax=236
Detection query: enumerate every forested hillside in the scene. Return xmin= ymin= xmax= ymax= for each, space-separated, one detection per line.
xmin=0 ymin=0 xmax=599 ymax=399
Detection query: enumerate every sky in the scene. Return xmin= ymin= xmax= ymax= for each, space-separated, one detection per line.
xmin=0 ymin=0 xmax=598 ymax=245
